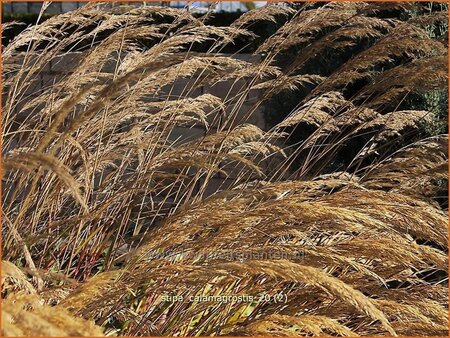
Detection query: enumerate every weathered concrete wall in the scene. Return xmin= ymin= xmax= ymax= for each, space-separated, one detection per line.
xmin=1 ymin=2 xmax=165 ymax=14
xmin=2 ymin=2 xmax=85 ymax=14
xmin=3 ymin=52 xmax=268 ymax=197
xmin=4 ymin=52 xmax=266 ymax=128
xmin=2 ymin=2 xmax=254 ymax=14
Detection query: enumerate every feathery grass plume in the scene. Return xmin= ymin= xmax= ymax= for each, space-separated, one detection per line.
xmin=362 ymin=135 xmax=448 ymax=206
xmin=2 ymin=1 xmax=283 ymax=279
xmin=252 ymin=74 xmax=326 ymax=95
xmin=252 ymin=1 xmax=447 ymax=181
xmin=2 ymin=152 xmax=88 ymax=210
xmin=57 ymin=177 xmax=447 ymax=335
xmin=1 ymin=261 xmax=36 ymax=296
xmin=257 ymin=2 xmax=367 ymax=55
xmin=2 ymin=295 xmax=104 ymax=337
xmin=312 ymin=22 xmax=446 ymax=95
xmin=54 ymin=177 xmax=447 ymax=336
xmin=284 ymin=15 xmax=395 ymax=74
xmin=231 ymin=4 xmax=295 ymax=28
xmin=231 ymin=314 xmax=357 ymax=336
xmin=355 ymin=55 xmax=448 ymax=109
xmin=357 ymin=1 xmax=415 ymax=16
xmin=350 ymin=110 xmax=434 ymax=155
xmin=275 ymin=91 xmax=351 ymax=129
xmin=1 ymin=2 xmax=448 ymax=337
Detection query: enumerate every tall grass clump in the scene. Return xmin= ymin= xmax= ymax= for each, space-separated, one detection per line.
xmin=2 ymin=2 xmax=448 ymax=337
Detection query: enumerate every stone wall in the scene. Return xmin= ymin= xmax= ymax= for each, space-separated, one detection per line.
xmin=1 ymin=2 xmax=167 ymax=14
xmin=1 ymin=2 xmax=254 ymax=14
xmin=4 ymin=51 xmax=266 ymax=127
xmin=3 ymin=52 xmax=268 ymax=197
xmin=2 ymin=2 xmax=85 ymax=14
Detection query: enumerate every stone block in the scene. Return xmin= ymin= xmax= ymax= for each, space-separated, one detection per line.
xmin=239 ymin=103 xmax=266 ymax=129
xmin=220 ymin=159 xmax=264 ymax=181
xmin=11 ymin=3 xmax=29 ymax=13
xmin=199 ymin=176 xmax=235 ymax=198
xmin=230 ymin=53 xmax=262 ymax=63
xmin=29 ymin=3 xmax=44 ymax=13
xmin=205 ymin=79 xmax=249 ymax=101
xmin=247 ymin=86 xmax=263 ymax=104
xmin=2 ymin=3 xmax=12 ymax=13
xmin=168 ymin=126 xmax=206 ymax=145
xmin=128 ymin=2 xmax=146 ymax=7
xmin=61 ymin=2 xmax=81 ymax=12
xmin=41 ymin=74 xmax=66 ymax=89
xmin=47 ymin=3 xmax=63 ymax=14
xmin=160 ymin=79 xmax=204 ymax=100
xmin=50 ymin=52 xmax=83 ymax=73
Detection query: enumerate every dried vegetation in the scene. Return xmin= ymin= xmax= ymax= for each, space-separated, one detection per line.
xmin=1 ymin=2 xmax=448 ymax=337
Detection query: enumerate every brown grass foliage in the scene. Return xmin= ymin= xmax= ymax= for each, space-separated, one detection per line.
xmin=1 ymin=2 xmax=448 ymax=337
